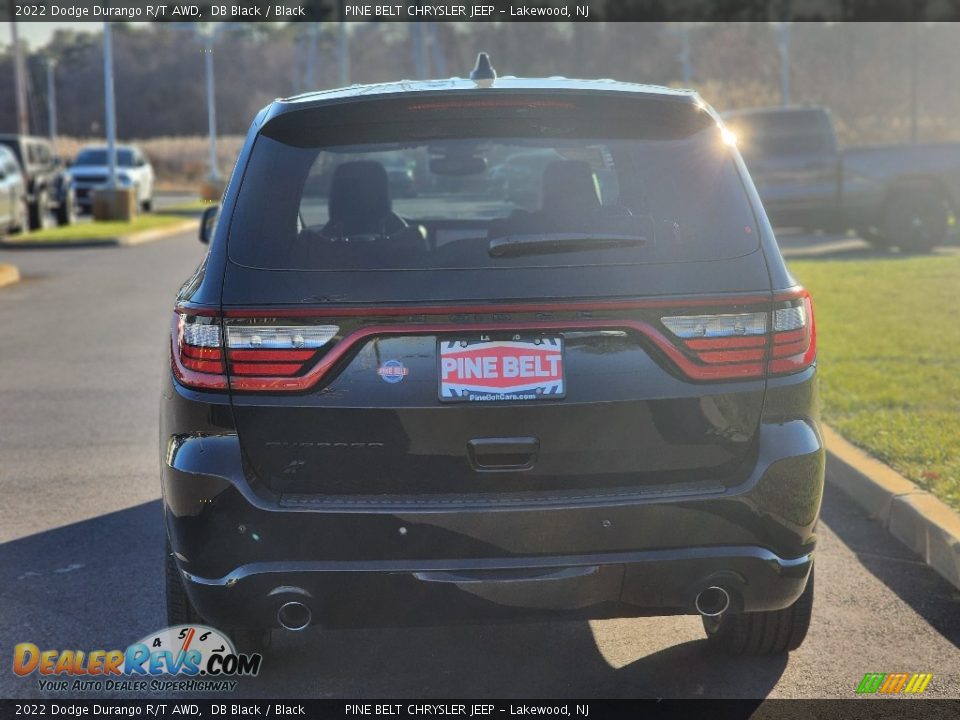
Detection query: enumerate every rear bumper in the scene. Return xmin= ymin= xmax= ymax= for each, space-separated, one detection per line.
xmin=181 ymin=547 xmax=812 ymax=630
xmin=161 ymin=369 xmax=824 ymax=630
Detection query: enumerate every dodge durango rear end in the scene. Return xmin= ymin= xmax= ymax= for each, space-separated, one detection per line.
xmin=161 ymin=67 xmax=823 ymax=657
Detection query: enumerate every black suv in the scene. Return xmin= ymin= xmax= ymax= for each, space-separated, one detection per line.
xmin=162 ymin=68 xmax=823 ymax=656
xmin=0 ymin=134 xmax=76 ymax=230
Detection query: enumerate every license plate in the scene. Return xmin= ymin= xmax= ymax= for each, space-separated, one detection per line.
xmin=438 ymin=335 xmax=565 ymax=402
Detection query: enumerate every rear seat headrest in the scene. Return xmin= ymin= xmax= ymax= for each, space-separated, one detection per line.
xmin=541 ymin=160 xmax=601 ymax=215
xmin=328 ymin=161 xmax=392 ymax=222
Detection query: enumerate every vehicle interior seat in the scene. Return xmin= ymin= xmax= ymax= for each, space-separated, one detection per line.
xmin=540 ymin=159 xmax=602 ymax=221
xmin=488 ymin=160 xmax=628 ymax=238
xmin=305 ymin=160 xmax=426 ymax=267
xmin=320 ymin=160 xmax=409 ymax=238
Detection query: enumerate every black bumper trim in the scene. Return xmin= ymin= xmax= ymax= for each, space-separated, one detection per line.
xmin=182 ymin=545 xmax=811 ymax=587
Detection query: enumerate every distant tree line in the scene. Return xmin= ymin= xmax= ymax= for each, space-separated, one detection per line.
xmin=1 ymin=21 xmax=959 ymax=146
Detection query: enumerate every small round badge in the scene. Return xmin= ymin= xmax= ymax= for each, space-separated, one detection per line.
xmin=377 ymin=359 xmax=409 ymax=384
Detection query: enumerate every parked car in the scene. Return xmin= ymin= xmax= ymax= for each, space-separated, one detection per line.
xmin=722 ymin=106 xmax=960 ymax=251
xmin=66 ymin=145 xmax=155 ymax=213
xmin=163 ymin=68 xmax=822 ymax=656
xmin=0 ymin=145 xmax=29 ymax=236
xmin=0 ymin=134 xmax=75 ymax=230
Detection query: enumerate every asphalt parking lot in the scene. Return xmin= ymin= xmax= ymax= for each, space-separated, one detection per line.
xmin=0 ymin=230 xmax=957 ymax=699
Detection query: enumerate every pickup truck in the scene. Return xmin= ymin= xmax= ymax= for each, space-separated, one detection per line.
xmin=0 ymin=134 xmax=76 ymax=230
xmin=721 ymin=106 xmax=960 ymax=252
xmin=66 ymin=144 xmax=155 ymax=213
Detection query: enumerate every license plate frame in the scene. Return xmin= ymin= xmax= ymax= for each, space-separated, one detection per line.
xmin=438 ymin=335 xmax=566 ymax=403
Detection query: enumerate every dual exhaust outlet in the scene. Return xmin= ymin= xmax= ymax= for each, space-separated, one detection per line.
xmin=276 ymin=601 xmax=312 ymax=631
xmin=694 ymin=586 xmax=730 ymax=617
xmin=273 ymin=586 xmax=729 ymax=629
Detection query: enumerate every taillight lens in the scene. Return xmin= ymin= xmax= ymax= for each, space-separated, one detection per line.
xmin=171 ymin=309 xmax=339 ymax=391
xmin=170 ymin=291 xmax=815 ymax=392
xmin=769 ymin=292 xmax=816 ymax=375
xmin=224 ymin=323 xmax=338 ymax=377
xmin=659 ymin=289 xmax=815 ymax=380
xmin=172 ymin=312 xmax=227 ymax=390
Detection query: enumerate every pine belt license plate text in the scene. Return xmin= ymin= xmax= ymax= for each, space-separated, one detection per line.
xmin=438 ymin=336 xmax=565 ymax=402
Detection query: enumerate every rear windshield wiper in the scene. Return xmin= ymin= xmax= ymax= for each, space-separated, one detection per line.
xmin=488 ymin=233 xmax=646 ymax=258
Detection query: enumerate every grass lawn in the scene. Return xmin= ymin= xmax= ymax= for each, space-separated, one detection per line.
xmin=8 ymin=209 xmax=197 ymax=244
xmin=789 ymin=254 xmax=960 ymax=510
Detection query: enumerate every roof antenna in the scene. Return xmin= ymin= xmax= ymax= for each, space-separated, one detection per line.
xmin=470 ymin=52 xmax=497 ymax=81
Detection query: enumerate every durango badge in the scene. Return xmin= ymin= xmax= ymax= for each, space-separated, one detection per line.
xmin=378 ymin=360 xmax=409 ymax=384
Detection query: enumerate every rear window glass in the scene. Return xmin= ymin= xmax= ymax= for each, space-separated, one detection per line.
xmin=228 ymin=103 xmax=759 ymax=271
xmin=74 ymin=148 xmax=135 ymax=167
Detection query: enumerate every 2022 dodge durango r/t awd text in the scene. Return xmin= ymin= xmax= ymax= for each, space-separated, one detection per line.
xmin=161 ymin=63 xmax=823 ymax=656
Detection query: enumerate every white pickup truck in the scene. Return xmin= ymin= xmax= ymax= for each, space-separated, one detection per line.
xmin=723 ymin=106 xmax=960 ymax=252
xmin=66 ymin=144 xmax=155 ymax=213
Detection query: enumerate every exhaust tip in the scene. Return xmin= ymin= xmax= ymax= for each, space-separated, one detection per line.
xmin=277 ymin=601 xmax=312 ymax=631
xmin=695 ymin=586 xmax=730 ymax=617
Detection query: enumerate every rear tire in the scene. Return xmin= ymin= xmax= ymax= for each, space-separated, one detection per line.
xmin=879 ymin=188 xmax=950 ymax=253
xmin=10 ymin=198 xmax=30 ymax=234
xmin=165 ymin=539 xmax=272 ymax=654
xmin=55 ymin=189 xmax=77 ymax=227
xmin=702 ymin=566 xmax=814 ymax=655
xmin=165 ymin=539 xmax=203 ymax=626
xmin=28 ymin=189 xmax=50 ymax=231
xmin=858 ymin=226 xmax=892 ymax=250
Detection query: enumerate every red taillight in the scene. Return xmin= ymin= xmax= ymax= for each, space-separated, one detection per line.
xmin=769 ymin=292 xmax=816 ymax=375
xmin=223 ymin=323 xmax=338 ymax=386
xmin=171 ymin=291 xmax=815 ymax=392
xmin=171 ymin=311 xmax=228 ymax=390
xmin=659 ymin=288 xmax=816 ymax=380
xmin=171 ymin=309 xmax=340 ymax=391
xmin=406 ymin=99 xmax=575 ymax=111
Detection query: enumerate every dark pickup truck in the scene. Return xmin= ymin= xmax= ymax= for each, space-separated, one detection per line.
xmin=722 ymin=106 xmax=960 ymax=252
xmin=0 ymin=134 xmax=76 ymax=230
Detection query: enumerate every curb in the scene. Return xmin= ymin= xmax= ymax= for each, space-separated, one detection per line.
xmin=0 ymin=219 xmax=198 ymax=250
xmin=0 ymin=263 xmax=20 ymax=288
xmin=119 ymin=220 xmax=199 ymax=246
xmin=824 ymin=424 xmax=960 ymax=591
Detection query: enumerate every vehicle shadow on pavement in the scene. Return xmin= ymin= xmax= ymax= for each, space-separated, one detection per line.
xmin=244 ymin=625 xmax=785 ymax=699
xmin=819 ymin=483 xmax=960 ymax=648
xmin=0 ymin=500 xmax=787 ymax=699
xmin=0 ymin=501 xmax=167 ymax=697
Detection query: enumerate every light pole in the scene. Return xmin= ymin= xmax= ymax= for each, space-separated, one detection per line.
xmin=412 ymin=23 xmax=428 ymax=79
xmin=305 ymin=23 xmax=318 ymax=90
xmin=909 ymin=23 xmax=919 ymax=144
xmin=679 ymin=24 xmax=693 ymax=85
xmin=10 ymin=21 xmax=30 ymax=135
xmin=428 ymin=23 xmax=446 ymax=78
xmin=102 ymin=22 xmax=119 ymax=189
xmin=46 ymin=57 xmax=57 ymax=140
xmin=196 ymin=24 xmax=220 ymax=182
xmin=667 ymin=24 xmax=696 ymax=87
xmin=777 ymin=22 xmax=792 ymax=107
xmin=337 ymin=20 xmax=350 ymax=86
